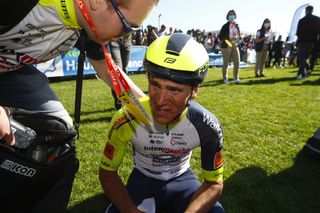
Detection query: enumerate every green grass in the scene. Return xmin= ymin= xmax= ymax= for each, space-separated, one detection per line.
xmin=50 ymin=64 xmax=320 ymax=213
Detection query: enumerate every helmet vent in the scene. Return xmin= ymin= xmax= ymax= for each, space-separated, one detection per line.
xmin=165 ymin=50 xmax=179 ymax=56
xmin=166 ymin=33 xmax=191 ymax=55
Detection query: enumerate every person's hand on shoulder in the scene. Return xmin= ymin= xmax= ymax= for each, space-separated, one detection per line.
xmin=0 ymin=106 xmax=15 ymax=146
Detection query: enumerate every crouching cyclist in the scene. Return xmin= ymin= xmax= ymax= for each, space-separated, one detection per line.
xmin=99 ymin=33 xmax=225 ymax=213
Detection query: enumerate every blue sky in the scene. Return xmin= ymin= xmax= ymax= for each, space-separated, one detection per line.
xmin=143 ymin=0 xmax=320 ymax=38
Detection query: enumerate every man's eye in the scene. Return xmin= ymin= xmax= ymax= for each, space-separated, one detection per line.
xmin=168 ymin=88 xmax=181 ymax=93
xmin=153 ymin=84 xmax=161 ymax=89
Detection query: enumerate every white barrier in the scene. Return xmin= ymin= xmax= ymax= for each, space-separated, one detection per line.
xmin=35 ymin=46 xmax=148 ymax=78
xmin=208 ymin=52 xmax=252 ymax=68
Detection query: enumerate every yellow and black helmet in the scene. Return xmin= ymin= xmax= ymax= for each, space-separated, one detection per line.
xmin=144 ymin=33 xmax=209 ymax=85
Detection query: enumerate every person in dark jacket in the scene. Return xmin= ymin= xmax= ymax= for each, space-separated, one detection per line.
xmin=272 ymin=35 xmax=284 ymax=68
xmin=218 ymin=9 xmax=241 ymax=84
xmin=296 ymin=5 xmax=320 ymax=80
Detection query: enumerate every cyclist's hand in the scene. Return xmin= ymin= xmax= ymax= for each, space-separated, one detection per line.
xmin=0 ymin=107 xmax=15 ymax=146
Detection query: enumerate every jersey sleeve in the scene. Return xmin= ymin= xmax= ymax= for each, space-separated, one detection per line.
xmin=189 ymin=102 xmax=224 ymax=182
xmin=100 ymin=110 xmax=134 ymax=171
xmin=200 ymin=123 xmax=224 ymax=182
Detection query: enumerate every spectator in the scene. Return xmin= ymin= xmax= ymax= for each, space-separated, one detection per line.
xmin=296 ymin=5 xmax=320 ymax=80
xmin=204 ymin=32 xmax=214 ymax=53
xmin=265 ymin=36 xmax=275 ymax=68
xmin=158 ymin=24 xmax=167 ymax=36
xmin=146 ymin=25 xmax=158 ymax=45
xmin=272 ymin=35 xmax=285 ymax=68
xmin=254 ymin=18 xmax=273 ymax=77
xmin=281 ymin=36 xmax=291 ymax=67
xmin=132 ymin=29 xmax=145 ymax=45
xmin=238 ymin=35 xmax=250 ymax=63
xmin=218 ymin=9 xmax=242 ymax=84
xmin=287 ymin=42 xmax=298 ymax=67
xmin=213 ymin=33 xmax=221 ymax=54
xmin=99 ymin=33 xmax=224 ymax=213
xmin=167 ymin=26 xmax=174 ymax=35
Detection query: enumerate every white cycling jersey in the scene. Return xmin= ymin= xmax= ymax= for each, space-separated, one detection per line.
xmin=0 ymin=0 xmax=80 ymax=72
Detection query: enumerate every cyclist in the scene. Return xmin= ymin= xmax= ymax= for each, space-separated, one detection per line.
xmin=99 ymin=33 xmax=225 ymax=213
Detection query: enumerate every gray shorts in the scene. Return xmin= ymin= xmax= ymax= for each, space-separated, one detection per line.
xmin=0 ymin=65 xmax=70 ymax=120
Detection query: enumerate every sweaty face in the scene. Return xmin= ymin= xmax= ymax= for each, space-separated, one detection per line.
xmin=148 ymin=76 xmax=195 ymax=125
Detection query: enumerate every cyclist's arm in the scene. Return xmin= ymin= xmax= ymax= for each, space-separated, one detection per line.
xmin=187 ymin=106 xmax=224 ymax=212
xmin=99 ymin=110 xmax=143 ymax=212
xmin=185 ymin=180 xmax=223 ymax=213
xmin=99 ymin=169 xmax=144 ymax=213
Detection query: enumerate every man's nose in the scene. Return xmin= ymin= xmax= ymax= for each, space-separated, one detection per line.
xmin=155 ymin=89 xmax=168 ymax=106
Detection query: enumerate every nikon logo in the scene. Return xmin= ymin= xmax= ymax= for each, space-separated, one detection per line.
xmin=164 ymin=57 xmax=176 ymax=64
xmin=1 ymin=160 xmax=36 ymax=177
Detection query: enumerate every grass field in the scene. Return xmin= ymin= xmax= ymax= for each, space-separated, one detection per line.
xmin=50 ymin=64 xmax=320 ymax=213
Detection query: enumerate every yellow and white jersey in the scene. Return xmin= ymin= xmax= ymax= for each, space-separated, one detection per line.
xmin=100 ymin=97 xmax=224 ymax=182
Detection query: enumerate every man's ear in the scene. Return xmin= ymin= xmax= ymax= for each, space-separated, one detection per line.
xmin=191 ymin=85 xmax=200 ymax=99
xmin=88 ymin=0 xmax=104 ymax=10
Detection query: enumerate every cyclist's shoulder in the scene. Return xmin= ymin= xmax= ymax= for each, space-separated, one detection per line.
xmin=188 ymin=101 xmax=217 ymax=121
xmin=187 ymin=101 xmax=222 ymax=133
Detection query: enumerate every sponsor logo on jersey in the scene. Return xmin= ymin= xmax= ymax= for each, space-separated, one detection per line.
xmin=149 ymin=133 xmax=164 ymax=144
xmin=170 ymin=133 xmax=187 ymax=146
xmin=108 ymin=114 xmax=133 ymax=138
xmin=202 ymin=112 xmax=223 ymax=145
xmin=1 ymin=160 xmax=36 ymax=177
xmin=100 ymin=160 xmax=111 ymax=168
xmin=152 ymin=154 xmax=180 ymax=166
xmin=112 ymin=114 xmax=134 ymax=129
xmin=18 ymin=24 xmax=48 ymax=41
xmin=61 ymin=0 xmax=70 ymax=20
xmin=170 ymin=138 xmax=176 ymax=146
xmin=104 ymin=143 xmax=115 ymax=160
xmin=214 ymin=150 xmax=223 ymax=169
xmin=144 ymin=146 xmax=190 ymax=155
xmin=149 ymin=139 xmax=163 ymax=144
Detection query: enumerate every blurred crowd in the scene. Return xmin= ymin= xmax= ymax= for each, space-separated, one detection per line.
xmin=131 ymin=24 xmax=313 ymax=69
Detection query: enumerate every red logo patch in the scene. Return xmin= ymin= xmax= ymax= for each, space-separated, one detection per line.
xmin=104 ymin=143 xmax=115 ymax=160
xmin=214 ymin=150 xmax=223 ymax=169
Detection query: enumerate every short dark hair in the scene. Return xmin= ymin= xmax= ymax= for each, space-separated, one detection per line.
xmin=226 ymin=9 xmax=237 ymax=20
xmin=306 ymin=5 xmax=313 ymax=14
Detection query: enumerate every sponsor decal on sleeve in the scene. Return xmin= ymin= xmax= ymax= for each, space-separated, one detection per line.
xmin=214 ymin=150 xmax=223 ymax=169
xmin=104 ymin=143 xmax=115 ymax=160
